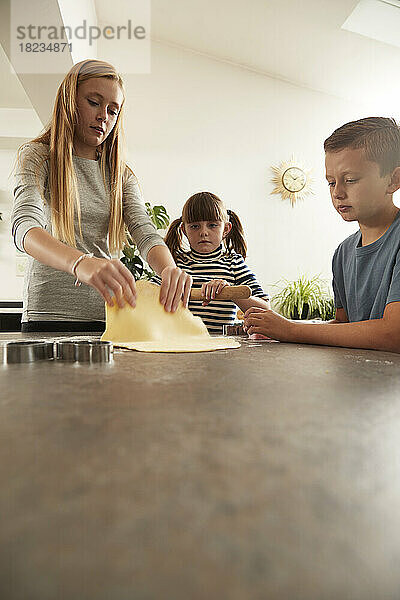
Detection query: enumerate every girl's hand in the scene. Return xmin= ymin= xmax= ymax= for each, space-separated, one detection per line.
xmin=159 ymin=266 xmax=192 ymax=312
xmin=243 ymin=306 xmax=294 ymax=341
xmin=201 ymin=279 xmax=229 ymax=306
xmin=75 ymin=256 xmax=137 ymax=308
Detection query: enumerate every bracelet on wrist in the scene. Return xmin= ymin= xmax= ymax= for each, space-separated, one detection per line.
xmin=71 ymin=252 xmax=94 ymax=287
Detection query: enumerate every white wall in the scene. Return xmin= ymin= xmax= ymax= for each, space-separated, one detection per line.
xmin=122 ymin=41 xmax=368 ymax=299
xmin=0 ymin=148 xmax=25 ymax=301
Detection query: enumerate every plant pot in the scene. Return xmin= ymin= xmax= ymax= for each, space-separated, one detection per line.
xmin=291 ymin=304 xmax=310 ymax=320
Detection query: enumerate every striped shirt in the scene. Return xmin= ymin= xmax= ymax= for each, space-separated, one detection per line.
xmin=153 ymin=245 xmax=269 ymax=334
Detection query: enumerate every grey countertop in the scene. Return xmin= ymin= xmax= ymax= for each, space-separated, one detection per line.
xmin=1 ymin=332 xmax=400 ymax=599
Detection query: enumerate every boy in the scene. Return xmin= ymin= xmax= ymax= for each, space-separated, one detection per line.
xmin=244 ymin=117 xmax=400 ymax=353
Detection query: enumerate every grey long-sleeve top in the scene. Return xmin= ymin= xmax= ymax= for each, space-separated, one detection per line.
xmin=12 ymin=143 xmax=166 ymax=322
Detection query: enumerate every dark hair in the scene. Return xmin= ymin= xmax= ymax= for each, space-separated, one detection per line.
xmin=324 ymin=117 xmax=400 ymax=175
xmin=165 ymin=191 xmax=247 ymax=260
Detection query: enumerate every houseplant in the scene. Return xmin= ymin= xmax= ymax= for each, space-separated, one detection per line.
xmin=272 ymin=275 xmax=335 ymax=321
xmin=120 ymin=202 xmax=170 ymax=279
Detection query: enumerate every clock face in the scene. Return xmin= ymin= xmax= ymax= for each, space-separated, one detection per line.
xmin=282 ymin=167 xmax=306 ymax=193
xmin=271 ymin=159 xmax=313 ymax=207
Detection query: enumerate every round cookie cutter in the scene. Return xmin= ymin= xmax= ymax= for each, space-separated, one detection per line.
xmin=1 ymin=341 xmax=54 ymax=364
xmin=222 ymin=324 xmax=245 ymax=336
xmin=56 ymin=340 xmax=113 ymax=363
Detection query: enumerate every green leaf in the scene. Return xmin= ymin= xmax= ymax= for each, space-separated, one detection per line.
xmin=142 ymin=267 xmax=156 ymax=280
xmin=122 ymin=201 xmax=170 ymax=279
xmin=122 ymin=245 xmax=137 ymax=259
xmin=152 ymin=205 xmax=170 ymax=229
xmin=144 ymin=202 xmax=169 ymax=229
xmin=121 ymin=256 xmax=144 ymax=278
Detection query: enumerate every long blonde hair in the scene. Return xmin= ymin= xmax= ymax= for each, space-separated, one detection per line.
xmin=23 ymin=59 xmax=128 ymax=251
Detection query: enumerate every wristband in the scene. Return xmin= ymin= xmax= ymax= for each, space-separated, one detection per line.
xmin=71 ymin=252 xmax=94 ymax=287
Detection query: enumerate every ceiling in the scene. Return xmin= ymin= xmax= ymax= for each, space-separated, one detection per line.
xmin=1 ymin=0 xmax=400 ymax=122
xmin=103 ymin=0 xmax=400 ymax=111
xmin=0 ymin=45 xmax=30 ymax=109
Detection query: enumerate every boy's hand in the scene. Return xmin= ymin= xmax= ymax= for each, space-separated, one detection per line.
xmin=243 ymin=306 xmax=293 ymax=341
xmin=201 ymin=279 xmax=229 ymax=306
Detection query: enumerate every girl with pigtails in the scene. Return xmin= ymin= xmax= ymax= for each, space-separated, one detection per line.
xmin=153 ymin=191 xmax=270 ymax=334
xmin=12 ymin=59 xmax=191 ymax=332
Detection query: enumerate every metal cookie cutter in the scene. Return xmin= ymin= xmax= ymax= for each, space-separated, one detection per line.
xmin=56 ymin=340 xmax=113 ymax=363
xmin=1 ymin=341 xmax=54 ymax=364
xmin=222 ymin=324 xmax=245 ymax=336
xmin=55 ymin=340 xmax=78 ymax=362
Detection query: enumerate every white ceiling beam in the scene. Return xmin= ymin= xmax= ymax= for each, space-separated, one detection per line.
xmin=0 ymin=0 xmax=75 ymax=125
xmin=0 ymin=108 xmax=42 ymax=138
xmin=57 ymin=0 xmax=98 ymax=64
xmin=343 ymin=0 xmax=400 ymax=48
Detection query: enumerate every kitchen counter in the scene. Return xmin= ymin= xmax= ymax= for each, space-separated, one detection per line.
xmin=1 ymin=332 xmax=400 ymax=599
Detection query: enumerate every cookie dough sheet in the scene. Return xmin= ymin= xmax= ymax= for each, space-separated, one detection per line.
xmin=101 ymin=281 xmax=240 ymax=353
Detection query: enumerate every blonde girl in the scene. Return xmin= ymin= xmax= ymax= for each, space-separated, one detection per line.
xmin=12 ymin=59 xmax=191 ymax=332
xmin=154 ymin=191 xmax=270 ymax=333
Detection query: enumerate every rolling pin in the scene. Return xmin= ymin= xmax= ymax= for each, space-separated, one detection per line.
xmin=189 ymin=285 xmax=251 ymax=301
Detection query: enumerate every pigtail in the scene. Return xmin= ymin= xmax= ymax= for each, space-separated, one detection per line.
xmin=164 ymin=217 xmax=184 ymax=261
xmin=225 ymin=210 xmax=247 ymax=258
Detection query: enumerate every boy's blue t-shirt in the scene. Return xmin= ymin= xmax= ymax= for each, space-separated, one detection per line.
xmin=332 ymin=210 xmax=400 ymax=322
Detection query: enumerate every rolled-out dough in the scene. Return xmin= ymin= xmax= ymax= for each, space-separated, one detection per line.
xmin=101 ymin=280 xmax=240 ymax=353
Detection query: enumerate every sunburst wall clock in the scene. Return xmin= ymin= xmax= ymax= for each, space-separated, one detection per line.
xmin=271 ymin=158 xmax=313 ymax=207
